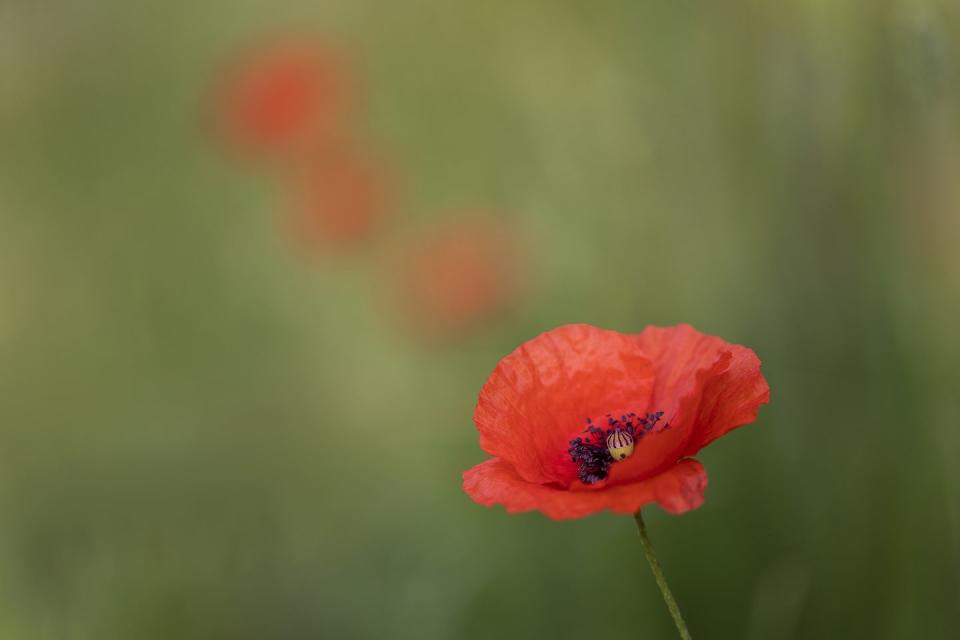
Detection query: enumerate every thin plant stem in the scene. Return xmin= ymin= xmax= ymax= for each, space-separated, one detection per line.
xmin=634 ymin=510 xmax=692 ymax=640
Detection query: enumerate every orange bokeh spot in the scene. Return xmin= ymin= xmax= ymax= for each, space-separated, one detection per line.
xmin=215 ymin=39 xmax=350 ymax=160
xmin=399 ymin=215 xmax=524 ymax=335
xmin=286 ymin=147 xmax=393 ymax=250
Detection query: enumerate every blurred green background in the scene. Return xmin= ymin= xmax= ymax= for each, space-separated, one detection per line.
xmin=2 ymin=1 xmax=959 ymax=638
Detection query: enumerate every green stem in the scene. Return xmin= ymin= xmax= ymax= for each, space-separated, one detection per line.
xmin=634 ymin=510 xmax=692 ymax=640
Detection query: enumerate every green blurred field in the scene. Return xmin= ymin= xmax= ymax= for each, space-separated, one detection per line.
xmin=1 ymin=1 xmax=959 ymax=638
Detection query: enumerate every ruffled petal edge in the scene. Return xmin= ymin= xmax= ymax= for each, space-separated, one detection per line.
xmin=463 ymin=457 xmax=707 ymax=520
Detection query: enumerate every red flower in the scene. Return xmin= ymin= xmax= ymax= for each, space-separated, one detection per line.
xmin=214 ymin=39 xmax=350 ymax=160
xmin=285 ymin=147 xmax=393 ymax=249
xmin=463 ymin=324 xmax=769 ymax=519
xmin=394 ymin=214 xmax=524 ymax=336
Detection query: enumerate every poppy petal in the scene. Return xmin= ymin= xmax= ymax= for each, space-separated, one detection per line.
xmin=635 ymin=324 xmax=735 ymax=416
xmin=612 ymin=325 xmax=769 ymax=483
xmin=474 ymin=324 xmax=655 ymax=486
xmin=683 ymin=346 xmax=770 ymax=454
xmin=634 ymin=324 xmax=769 ymax=454
xmin=463 ymin=457 xmax=707 ymax=520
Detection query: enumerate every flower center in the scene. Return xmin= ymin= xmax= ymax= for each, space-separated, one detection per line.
xmin=567 ymin=412 xmax=668 ymax=485
xmin=606 ymin=429 xmax=634 ymax=460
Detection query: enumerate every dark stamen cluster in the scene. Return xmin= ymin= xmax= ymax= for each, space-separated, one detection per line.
xmin=568 ymin=425 xmax=613 ymax=485
xmin=568 ymin=411 xmax=669 ymax=484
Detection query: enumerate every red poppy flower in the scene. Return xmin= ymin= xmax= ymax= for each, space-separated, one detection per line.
xmin=214 ymin=39 xmax=350 ymax=160
xmin=284 ymin=147 xmax=392 ymax=250
xmin=463 ymin=323 xmax=769 ymax=519
xmin=394 ymin=214 xmax=524 ymax=336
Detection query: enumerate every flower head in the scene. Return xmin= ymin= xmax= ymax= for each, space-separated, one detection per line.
xmin=463 ymin=324 xmax=769 ymax=519
xmin=285 ymin=146 xmax=392 ymax=250
xmin=394 ymin=214 xmax=524 ymax=337
xmin=214 ymin=38 xmax=351 ymax=160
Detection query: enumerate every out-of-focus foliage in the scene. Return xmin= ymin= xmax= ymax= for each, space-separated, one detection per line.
xmin=1 ymin=1 xmax=958 ymax=638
